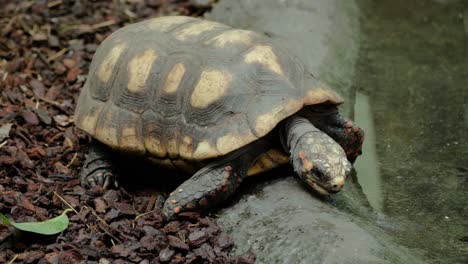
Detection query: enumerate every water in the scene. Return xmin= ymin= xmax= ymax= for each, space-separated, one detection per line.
xmin=354 ymin=0 xmax=468 ymax=262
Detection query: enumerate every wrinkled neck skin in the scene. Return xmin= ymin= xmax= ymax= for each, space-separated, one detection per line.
xmin=279 ymin=116 xmax=322 ymax=156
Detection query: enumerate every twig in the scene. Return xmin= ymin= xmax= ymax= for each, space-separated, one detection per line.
xmin=0 ymin=141 xmax=7 ymax=149
xmin=85 ymin=205 xmax=124 ymax=244
xmin=53 ymin=191 xmax=79 ymax=215
xmin=145 ymin=194 xmax=157 ymax=213
xmin=66 ymin=152 xmax=78 ymax=168
xmin=8 ymin=254 xmax=18 ymax=264
xmin=47 ymin=48 xmax=68 ymax=62
xmin=47 ymin=0 xmax=62 ymax=8
xmin=92 ymin=20 xmax=116 ymax=30
xmin=37 ymin=97 xmax=67 ymax=112
xmin=53 ymin=192 xmax=99 ymax=233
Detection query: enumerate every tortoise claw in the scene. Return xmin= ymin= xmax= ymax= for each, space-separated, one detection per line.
xmin=82 ymin=171 xmax=117 ymax=189
xmin=102 ymin=172 xmax=115 ymax=190
xmin=79 ymin=141 xmax=117 ymax=190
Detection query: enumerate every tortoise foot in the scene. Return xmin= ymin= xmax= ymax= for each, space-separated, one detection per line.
xmin=342 ymin=119 xmax=364 ymax=163
xmin=162 ymin=164 xmax=241 ymax=221
xmin=80 ymin=141 xmax=119 ymax=190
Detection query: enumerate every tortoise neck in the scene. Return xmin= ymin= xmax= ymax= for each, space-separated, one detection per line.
xmin=279 ymin=116 xmax=322 ymax=155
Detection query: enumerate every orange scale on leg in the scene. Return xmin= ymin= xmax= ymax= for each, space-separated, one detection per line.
xmin=199 ymin=198 xmax=209 ymax=207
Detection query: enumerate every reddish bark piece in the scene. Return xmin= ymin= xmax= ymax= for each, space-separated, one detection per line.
xmin=188 ymin=230 xmax=209 ymax=247
xmin=168 ymin=235 xmax=190 ymax=251
xmin=30 ymin=79 xmax=45 ymax=97
xmin=94 ymin=197 xmax=107 ymax=213
xmin=111 ymin=245 xmax=131 ymax=258
xmin=164 ymin=221 xmax=182 ymax=234
xmin=193 ymin=243 xmax=216 ymax=262
xmin=159 ymin=247 xmax=175 ymax=263
xmin=21 ymin=110 xmax=39 ymax=125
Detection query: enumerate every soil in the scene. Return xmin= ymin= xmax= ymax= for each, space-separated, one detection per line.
xmin=0 ymin=1 xmax=254 ymax=263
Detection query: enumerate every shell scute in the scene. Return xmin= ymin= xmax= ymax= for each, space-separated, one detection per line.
xmin=75 ymin=16 xmax=343 ymax=163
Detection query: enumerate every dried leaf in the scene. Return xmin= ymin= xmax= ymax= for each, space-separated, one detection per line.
xmin=53 ymin=114 xmax=72 ymax=126
xmin=0 ymin=123 xmax=12 ymax=142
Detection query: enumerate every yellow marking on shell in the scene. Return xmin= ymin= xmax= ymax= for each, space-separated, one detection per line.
xmin=95 ymin=104 xmax=119 ymax=148
xmin=216 ymin=134 xmax=243 ymax=155
xmin=77 ymin=104 xmax=103 ymax=135
xmin=193 ymin=140 xmax=218 ymax=159
xmin=163 ymin=63 xmax=186 ymax=93
xmin=120 ymin=126 xmax=145 ymax=154
xmin=179 ymin=136 xmax=193 ymax=159
xmin=166 ymin=138 xmax=179 ymax=158
xmin=147 ymin=16 xmax=194 ymax=32
xmin=303 ymin=86 xmax=344 ymax=106
xmin=216 ymin=131 xmax=256 ymax=155
xmin=175 ymin=21 xmax=223 ymax=41
xmin=254 ymin=100 xmax=302 ymax=137
xmin=127 ymin=49 xmax=157 ymax=92
xmin=205 ymin=29 xmax=253 ymax=47
xmin=95 ymin=124 xmax=119 ymax=149
xmin=98 ymin=42 xmax=126 ymax=83
xmin=244 ymin=45 xmax=283 ymax=75
xmin=191 ymin=70 xmax=232 ymax=108
xmin=144 ymin=136 xmax=167 ymax=157
xmin=247 ymin=149 xmax=289 ymax=176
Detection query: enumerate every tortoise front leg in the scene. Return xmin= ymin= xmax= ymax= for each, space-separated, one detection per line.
xmin=162 ymin=139 xmax=271 ymax=220
xmin=300 ymin=106 xmax=364 ymax=163
xmin=80 ymin=140 xmax=118 ymax=190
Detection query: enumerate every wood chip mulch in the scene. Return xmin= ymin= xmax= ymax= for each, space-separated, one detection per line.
xmin=0 ymin=1 xmax=254 ymax=263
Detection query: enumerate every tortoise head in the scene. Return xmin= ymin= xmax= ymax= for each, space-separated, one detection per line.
xmin=290 ymin=127 xmax=352 ymax=195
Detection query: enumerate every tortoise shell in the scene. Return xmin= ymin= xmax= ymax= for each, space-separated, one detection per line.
xmin=74 ymin=16 xmax=343 ymax=164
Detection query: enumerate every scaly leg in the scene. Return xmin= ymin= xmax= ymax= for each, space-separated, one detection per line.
xmin=80 ymin=140 xmax=118 ymax=190
xmin=162 ymin=139 xmax=270 ymax=220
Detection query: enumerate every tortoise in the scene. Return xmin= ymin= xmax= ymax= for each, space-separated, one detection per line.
xmin=74 ymin=16 xmax=364 ymax=220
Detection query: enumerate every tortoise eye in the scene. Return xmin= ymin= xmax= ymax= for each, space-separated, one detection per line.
xmin=311 ymin=166 xmax=325 ymax=180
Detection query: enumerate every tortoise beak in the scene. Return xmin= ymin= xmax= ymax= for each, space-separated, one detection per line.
xmin=305 ymin=178 xmax=331 ymax=195
xmin=304 ymin=173 xmax=345 ymax=195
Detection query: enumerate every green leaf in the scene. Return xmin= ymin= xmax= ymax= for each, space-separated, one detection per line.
xmin=0 ymin=213 xmax=11 ymax=225
xmin=0 ymin=209 xmax=73 ymax=235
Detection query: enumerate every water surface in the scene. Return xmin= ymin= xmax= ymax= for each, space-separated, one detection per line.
xmin=354 ymin=0 xmax=468 ymax=262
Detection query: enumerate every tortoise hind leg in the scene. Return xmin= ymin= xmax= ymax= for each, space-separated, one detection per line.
xmin=80 ymin=140 xmax=118 ymax=190
xmin=162 ymin=139 xmax=271 ymax=221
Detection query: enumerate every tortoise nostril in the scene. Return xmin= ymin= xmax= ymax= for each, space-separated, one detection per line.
xmin=333 ymin=184 xmax=338 ymax=189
